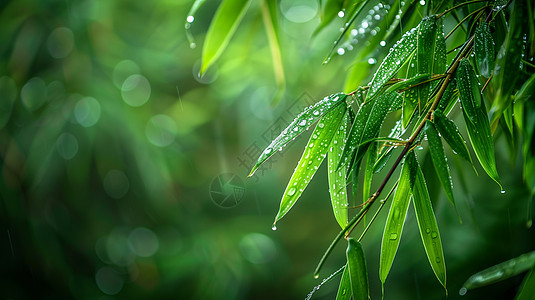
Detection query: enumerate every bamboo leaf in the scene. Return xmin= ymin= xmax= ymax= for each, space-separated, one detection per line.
xmin=185 ymin=0 xmax=207 ymax=48
xmin=460 ymin=251 xmax=535 ymax=293
xmin=261 ymin=0 xmax=285 ymax=105
xmin=336 ymin=265 xmax=351 ymax=300
xmin=314 ymin=0 xmax=344 ymax=36
xmin=362 ymin=141 xmax=377 ymax=203
xmin=200 ymin=0 xmax=252 ymax=75
xmin=273 ymin=104 xmax=347 ymax=225
xmin=339 ymin=91 xmax=399 ymax=173
xmin=515 ymin=266 xmax=535 ymax=300
xmin=409 ymin=151 xmax=447 ymax=290
xmin=425 ymin=120 xmax=455 ymax=208
xmin=366 ymin=24 xmax=419 ymax=100
xmin=250 ymin=93 xmax=347 ymax=176
xmin=457 ymin=58 xmax=481 ymax=124
xmin=433 ymin=110 xmax=472 ymax=164
xmin=346 ymin=238 xmax=369 ymax=300
xmin=328 ymin=112 xmax=350 ymax=229
xmin=403 ymin=53 xmax=418 ymax=128
xmin=379 ymin=156 xmax=415 ymax=284
xmin=474 ymin=23 xmax=496 ymax=78
xmin=416 ymin=17 xmax=438 ymax=110
xmin=436 ymin=76 xmax=459 ymax=115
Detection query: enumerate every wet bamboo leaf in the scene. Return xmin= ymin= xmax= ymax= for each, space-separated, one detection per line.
xmin=273 ymin=104 xmax=347 ymax=225
xmin=314 ymin=0 xmax=344 ymax=36
xmin=363 ymin=141 xmax=377 ymax=203
xmin=436 ymin=76 xmax=458 ymax=115
xmin=460 ymin=251 xmax=535 ymax=292
xmin=346 ymin=238 xmax=369 ymax=300
xmin=200 ymin=0 xmax=252 ymax=75
xmin=336 ymin=265 xmax=351 ymax=300
xmin=403 ymin=54 xmax=418 ymax=128
xmin=328 ymin=112 xmax=350 ymax=229
xmin=474 ymin=23 xmax=495 ymax=78
xmin=457 ymin=58 xmax=481 ymax=124
xmin=463 ymin=98 xmax=502 ymax=188
xmin=250 ymin=93 xmax=347 ymax=176
xmin=185 ymin=0 xmax=207 ymax=48
xmin=425 ymin=120 xmax=455 ymax=207
xmin=339 ymin=91 xmax=399 ymax=173
xmin=379 ymin=156 xmax=415 ymax=284
xmin=409 ymin=151 xmax=447 ymax=290
xmin=366 ymin=24 xmax=419 ymax=100
xmin=515 ymin=266 xmax=535 ymax=300
xmin=374 ymin=120 xmax=406 ymax=173
xmin=433 ymin=110 xmax=472 ymax=164
xmin=416 ymin=17 xmax=438 ymax=110
xmin=513 ymin=73 xmax=535 ymax=132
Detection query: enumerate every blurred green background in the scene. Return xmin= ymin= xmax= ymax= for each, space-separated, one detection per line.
xmin=0 ymin=0 xmax=533 ymax=299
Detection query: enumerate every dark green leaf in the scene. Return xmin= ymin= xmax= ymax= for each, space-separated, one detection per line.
xmin=403 ymin=53 xmax=418 ymax=128
xmin=474 ymin=23 xmax=496 ymax=78
xmin=433 ymin=110 xmax=472 ymax=164
xmin=201 ymin=0 xmax=252 ymax=75
xmin=425 ymin=120 xmax=455 ymax=207
xmin=409 ymin=151 xmax=447 ymax=290
xmin=273 ymin=104 xmax=347 ymax=225
xmin=329 ymin=112 xmax=350 ymax=229
xmin=457 ymin=58 xmax=481 ymax=124
xmin=362 ymin=141 xmax=377 ymax=203
xmin=250 ymin=93 xmax=347 ymax=176
xmin=379 ymin=157 xmax=414 ymax=284
xmin=461 ymin=251 xmax=535 ymax=292
xmin=515 ymin=266 xmax=535 ymax=300
xmin=346 ymin=238 xmax=369 ymax=300
xmin=336 ymin=265 xmax=351 ymax=300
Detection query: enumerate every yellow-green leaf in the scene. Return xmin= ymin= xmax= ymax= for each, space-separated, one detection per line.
xmin=346 ymin=238 xmax=369 ymax=300
xmin=328 ymin=112 xmax=350 ymax=229
xmin=200 ymin=0 xmax=252 ymax=75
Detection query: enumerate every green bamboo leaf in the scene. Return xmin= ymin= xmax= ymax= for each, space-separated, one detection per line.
xmin=185 ymin=0 xmax=207 ymax=48
xmin=425 ymin=120 xmax=455 ymax=208
xmin=261 ymin=0 xmax=285 ymax=105
xmin=374 ymin=120 xmax=406 ymax=173
xmin=249 ymin=93 xmax=347 ymax=176
xmin=362 ymin=141 xmax=377 ymax=203
xmin=273 ymin=104 xmax=347 ymax=226
xmin=457 ymin=58 xmax=481 ymax=124
xmin=474 ymin=23 xmax=496 ymax=78
xmin=200 ymin=0 xmax=252 ymax=75
xmin=336 ymin=265 xmax=351 ymax=300
xmin=436 ymin=76 xmax=458 ymax=115
xmin=403 ymin=53 xmax=418 ymax=128
xmin=409 ymin=151 xmax=447 ymax=290
xmin=515 ymin=266 xmax=535 ymax=300
xmin=416 ymin=16 xmax=439 ymax=110
xmin=328 ymin=112 xmax=350 ymax=229
xmin=433 ymin=110 xmax=472 ymax=164
xmin=460 ymin=251 xmax=535 ymax=294
xmin=314 ymin=0 xmax=344 ymax=36
xmin=346 ymin=238 xmax=369 ymax=300
xmin=366 ymin=24 xmax=419 ymax=100
xmin=462 ymin=94 xmax=502 ymax=189
xmin=379 ymin=156 xmax=415 ymax=284
xmin=339 ymin=91 xmax=399 ymax=173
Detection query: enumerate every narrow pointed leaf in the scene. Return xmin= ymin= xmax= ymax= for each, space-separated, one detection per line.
xmin=339 ymin=91 xmax=399 ymax=172
xmin=250 ymin=93 xmax=347 ymax=176
xmin=346 ymin=238 xmax=369 ymax=300
xmin=409 ymin=152 xmax=447 ymax=290
xmin=274 ymin=104 xmax=347 ymax=225
xmin=336 ymin=265 xmax=351 ymax=300
xmin=457 ymin=58 xmax=481 ymax=124
xmin=416 ymin=16 xmax=438 ymax=110
xmin=328 ymin=112 xmax=350 ymax=229
xmin=436 ymin=76 xmax=458 ymax=115
xmin=425 ymin=120 xmax=455 ymax=207
xmin=366 ymin=24 xmax=419 ymax=100
xmin=474 ymin=23 xmax=495 ymax=78
xmin=515 ymin=266 xmax=535 ymax=300
xmin=379 ymin=157 xmax=415 ymax=284
xmin=433 ymin=110 xmax=472 ymax=164
xmin=314 ymin=0 xmax=344 ymax=36
xmin=403 ymin=53 xmax=418 ymax=128
xmin=461 ymin=251 xmax=535 ymax=292
xmin=200 ymin=0 xmax=252 ymax=75
xmin=362 ymin=141 xmax=377 ymax=202
xmin=185 ymin=0 xmax=207 ymax=48
xmin=261 ymin=0 xmax=285 ymax=104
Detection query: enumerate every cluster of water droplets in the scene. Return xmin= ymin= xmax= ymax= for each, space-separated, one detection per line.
xmin=305 ymin=265 xmax=346 ymax=300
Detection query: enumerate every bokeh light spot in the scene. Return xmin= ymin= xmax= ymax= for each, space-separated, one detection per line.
xmin=56 ymin=133 xmax=79 ymax=160
xmin=145 ymin=114 xmax=177 ymax=147
xmin=74 ymin=96 xmax=101 ymax=127
xmin=112 ymin=60 xmax=140 ymax=88
xmin=47 ymin=27 xmax=74 ymax=58
xmin=239 ymin=233 xmax=277 ymax=264
xmin=121 ymin=74 xmax=151 ymax=107
xmin=95 ymin=267 xmax=124 ymax=295
xmin=128 ymin=227 xmax=159 ymax=257
xmin=280 ymin=0 xmax=318 ymax=23
xmin=21 ymin=77 xmax=47 ymax=112
xmin=103 ymin=170 xmax=129 ymax=199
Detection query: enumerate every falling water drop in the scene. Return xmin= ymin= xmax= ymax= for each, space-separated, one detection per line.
xmin=501 ymin=190 xmax=506 ymax=194
xmin=459 ymin=287 xmax=467 ymax=296
xmin=272 ymin=225 xmax=277 ymax=231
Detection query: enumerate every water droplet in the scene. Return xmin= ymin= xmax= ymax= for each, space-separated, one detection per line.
xmin=368 ymin=58 xmax=377 ymax=64
xmin=264 ymin=147 xmax=273 ymax=155
xmin=337 ymin=48 xmax=345 ymax=55
xmin=435 ymin=257 xmax=441 ymax=263
xmin=299 ymin=120 xmax=307 ymax=126
xmin=186 ymin=15 xmax=194 ymax=23
xmin=459 ymin=287 xmax=467 ymax=296
xmin=389 ymin=233 xmax=398 ymax=240
xmin=288 ymin=187 xmax=297 ymax=196
xmin=338 ymin=10 xmax=345 ymax=18
xmin=431 ymin=231 xmax=438 ymax=239
xmin=501 ymin=190 xmax=506 ymax=194
xmin=314 ymin=274 xmax=319 ymax=279
xmin=425 ymin=228 xmax=431 ymax=234
xmin=380 ymin=40 xmax=386 ymax=47
xmin=272 ymin=225 xmax=277 ymax=231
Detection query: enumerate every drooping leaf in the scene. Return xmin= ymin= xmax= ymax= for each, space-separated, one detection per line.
xmin=416 ymin=16 xmax=439 ymax=111
xmin=461 ymin=251 xmax=535 ymax=292
xmin=379 ymin=156 xmax=415 ymax=284
xmin=403 ymin=53 xmax=418 ymax=128
xmin=436 ymin=76 xmax=459 ymax=115
xmin=374 ymin=120 xmax=407 ymax=173
xmin=273 ymin=104 xmax=347 ymax=225
xmin=200 ymin=0 xmax=252 ymax=75
xmin=474 ymin=23 xmax=496 ymax=78
xmin=339 ymin=91 xmax=399 ymax=173
xmin=250 ymin=93 xmax=347 ymax=176
xmin=515 ymin=266 xmax=535 ymax=300
xmin=346 ymin=238 xmax=369 ymax=300
xmin=425 ymin=120 xmax=455 ymax=208
xmin=457 ymin=58 xmax=481 ymax=124
xmin=336 ymin=265 xmax=351 ymax=300
xmin=433 ymin=110 xmax=472 ymax=164
xmin=328 ymin=112 xmax=350 ymax=229
xmin=366 ymin=24 xmax=419 ymax=100
xmin=362 ymin=141 xmax=377 ymax=204
xmin=408 ymin=151 xmax=447 ymax=290
xmin=261 ymin=0 xmax=285 ymax=105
